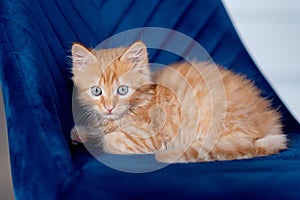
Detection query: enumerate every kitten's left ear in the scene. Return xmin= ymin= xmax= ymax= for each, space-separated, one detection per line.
xmin=120 ymin=41 xmax=148 ymax=69
xmin=71 ymin=43 xmax=97 ymax=70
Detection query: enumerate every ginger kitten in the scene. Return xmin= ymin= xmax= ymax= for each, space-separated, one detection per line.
xmin=70 ymin=41 xmax=287 ymax=163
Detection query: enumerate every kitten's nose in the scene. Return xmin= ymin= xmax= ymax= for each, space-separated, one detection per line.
xmin=104 ymin=105 xmax=115 ymax=113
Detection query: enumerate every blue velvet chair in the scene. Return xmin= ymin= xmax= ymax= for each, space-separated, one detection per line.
xmin=1 ymin=0 xmax=300 ymax=199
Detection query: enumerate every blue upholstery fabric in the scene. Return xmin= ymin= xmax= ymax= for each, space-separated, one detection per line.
xmin=0 ymin=0 xmax=299 ymax=199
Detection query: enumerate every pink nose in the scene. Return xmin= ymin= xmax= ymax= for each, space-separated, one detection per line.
xmin=105 ymin=105 xmax=115 ymax=113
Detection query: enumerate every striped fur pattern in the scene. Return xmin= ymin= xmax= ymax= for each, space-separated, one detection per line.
xmin=71 ymin=41 xmax=287 ymax=163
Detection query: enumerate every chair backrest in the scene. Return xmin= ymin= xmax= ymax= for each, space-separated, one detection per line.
xmin=3 ymin=0 xmax=296 ymax=134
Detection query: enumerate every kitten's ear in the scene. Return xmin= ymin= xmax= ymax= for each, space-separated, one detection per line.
xmin=71 ymin=43 xmax=97 ymax=71
xmin=120 ymin=41 xmax=148 ymax=69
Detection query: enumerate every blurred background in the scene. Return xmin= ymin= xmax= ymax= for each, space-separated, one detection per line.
xmin=222 ymin=0 xmax=300 ymax=121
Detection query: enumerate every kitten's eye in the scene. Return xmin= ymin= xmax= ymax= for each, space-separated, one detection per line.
xmin=117 ymin=85 xmax=129 ymax=95
xmin=91 ymin=86 xmax=102 ymax=96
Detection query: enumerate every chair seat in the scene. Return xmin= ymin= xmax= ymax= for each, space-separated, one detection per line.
xmin=61 ymin=133 xmax=300 ymax=199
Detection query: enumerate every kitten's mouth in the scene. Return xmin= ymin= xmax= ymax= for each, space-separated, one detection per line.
xmin=102 ymin=113 xmax=121 ymax=120
xmin=95 ymin=106 xmax=128 ymax=120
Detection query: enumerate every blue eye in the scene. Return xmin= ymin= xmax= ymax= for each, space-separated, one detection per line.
xmin=91 ymin=86 xmax=102 ymax=96
xmin=117 ymin=85 xmax=129 ymax=95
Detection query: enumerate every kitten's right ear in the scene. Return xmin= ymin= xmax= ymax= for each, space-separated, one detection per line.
xmin=71 ymin=43 xmax=97 ymax=72
xmin=120 ymin=41 xmax=148 ymax=69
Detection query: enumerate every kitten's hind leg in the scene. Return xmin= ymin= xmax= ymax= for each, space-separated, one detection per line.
xmin=155 ymin=148 xmax=186 ymax=163
xmin=155 ymin=141 xmax=212 ymax=163
xmin=255 ymin=134 xmax=288 ymax=155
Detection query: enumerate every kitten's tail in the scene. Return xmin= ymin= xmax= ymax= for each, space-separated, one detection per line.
xmin=255 ymin=134 xmax=288 ymax=155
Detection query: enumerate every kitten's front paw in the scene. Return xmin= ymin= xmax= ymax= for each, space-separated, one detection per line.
xmin=70 ymin=126 xmax=89 ymax=144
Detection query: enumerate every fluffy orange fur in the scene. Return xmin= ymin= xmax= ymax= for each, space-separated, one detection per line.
xmin=71 ymin=41 xmax=287 ymax=163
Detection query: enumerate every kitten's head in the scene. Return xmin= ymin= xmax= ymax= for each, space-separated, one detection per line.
xmin=71 ymin=41 xmax=153 ymax=120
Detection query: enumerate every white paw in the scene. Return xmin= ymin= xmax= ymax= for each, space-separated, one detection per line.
xmin=70 ymin=126 xmax=88 ymax=144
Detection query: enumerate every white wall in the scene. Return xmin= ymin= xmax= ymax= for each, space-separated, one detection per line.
xmin=222 ymin=0 xmax=300 ymax=122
